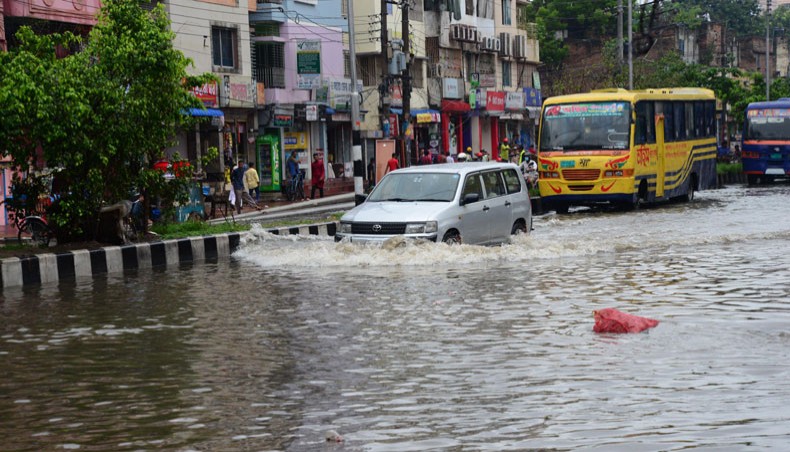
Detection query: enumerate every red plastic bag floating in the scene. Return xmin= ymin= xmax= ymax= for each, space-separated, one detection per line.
xmin=593 ymin=308 xmax=659 ymax=334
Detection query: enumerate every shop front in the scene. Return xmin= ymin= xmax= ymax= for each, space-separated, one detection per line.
xmin=502 ymin=90 xmax=528 ymax=152
xmin=440 ymin=78 xmax=469 ymax=158
xmin=472 ymin=89 xmax=505 ymax=159
xmin=413 ymin=109 xmax=442 ymax=160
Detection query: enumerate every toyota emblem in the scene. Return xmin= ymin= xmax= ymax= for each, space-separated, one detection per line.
xmin=372 ymin=224 xmax=382 ymax=232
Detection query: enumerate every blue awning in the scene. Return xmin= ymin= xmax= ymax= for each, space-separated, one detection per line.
xmin=187 ymin=108 xmax=224 ymax=117
xmin=411 ymin=109 xmax=440 ymax=115
xmin=325 ymin=107 xmax=336 ymax=115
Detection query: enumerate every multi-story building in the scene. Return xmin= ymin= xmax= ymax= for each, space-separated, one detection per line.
xmin=166 ymin=0 xmax=256 ymax=183
xmin=250 ymin=0 xmax=352 ymax=189
xmin=353 ymin=0 xmax=540 ymax=167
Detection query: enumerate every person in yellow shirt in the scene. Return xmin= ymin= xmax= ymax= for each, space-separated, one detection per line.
xmin=244 ymin=161 xmax=260 ymax=202
xmin=499 ymin=137 xmax=510 ymax=162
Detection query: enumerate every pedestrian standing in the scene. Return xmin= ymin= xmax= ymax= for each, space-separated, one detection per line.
xmin=245 ymin=161 xmax=260 ymax=202
xmin=385 ymin=153 xmax=399 ymax=174
xmin=311 ymin=152 xmax=325 ymax=199
xmin=367 ymin=157 xmax=376 ymax=190
xmin=231 ymin=160 xmax=246 ymax=214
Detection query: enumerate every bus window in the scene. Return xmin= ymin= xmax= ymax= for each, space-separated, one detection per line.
xmin=635 ymin=101 xmax=649 ymax=144
xmin=705 ymin=101 xmax=715 ymax=137
xmin=685 ymin=102 xmax=695 ymax=138
xmin=694 ymin=101 xmax=705 ymax=138
xmin=674 ymin=102 xmax=685 ymax=140
xmin=658 ymin=101 xmax=674 ymax=142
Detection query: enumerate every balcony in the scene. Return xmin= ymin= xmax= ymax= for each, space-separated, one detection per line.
xmin=255 ymin=67 xmax=286 ymax=89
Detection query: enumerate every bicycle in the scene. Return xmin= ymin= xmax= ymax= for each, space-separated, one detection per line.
xmin=2 ymin=198 xmax=55 ymax=247
xmin=286 ymin=169 xmax=306 ymax=201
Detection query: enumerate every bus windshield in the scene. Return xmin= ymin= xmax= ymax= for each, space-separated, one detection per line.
xmin=745 ymin=109 xmax=790 ymax=140
xmin=541 ymin=102 xmax=631 ymax=151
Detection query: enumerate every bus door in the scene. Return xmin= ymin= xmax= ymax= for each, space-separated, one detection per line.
xmin=655 ymin=114 xmax=665 ymax=198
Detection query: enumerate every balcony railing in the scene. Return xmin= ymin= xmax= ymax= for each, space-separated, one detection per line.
xmin=255 ymin=67 xmax=285 ymax=89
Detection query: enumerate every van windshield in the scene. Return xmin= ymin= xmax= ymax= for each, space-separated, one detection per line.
xmin=368 ymin=172 xmax=460 ymax=202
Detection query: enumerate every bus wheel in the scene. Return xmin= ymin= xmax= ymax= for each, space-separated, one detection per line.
xmin=747 ymin=174 xmax=759 ymax=186
xmin=555 ymin=203 xmax=569 ymax=214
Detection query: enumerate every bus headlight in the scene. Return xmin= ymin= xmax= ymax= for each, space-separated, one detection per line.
xmin=405 ymin=221 xmax=437 ymax=234
xmin=340 ymin=222 xmax=352 ymax=233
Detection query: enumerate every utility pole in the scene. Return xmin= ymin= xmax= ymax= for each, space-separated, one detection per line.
xmin=767 ymin=0 xmax=772 ymax=101
xmin=617 ymin=0 xmax=623 ymax=65
xmin=628 ymin=0 xmax=633 ymax=90
xmin=347 ymin=0 xmax=364 ymax=202
xmin=401 ymin=0 xmax=412 ymax=166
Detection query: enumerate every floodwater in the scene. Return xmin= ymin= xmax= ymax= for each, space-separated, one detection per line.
xmin=2 ymin=184 xmax=790 ymax=451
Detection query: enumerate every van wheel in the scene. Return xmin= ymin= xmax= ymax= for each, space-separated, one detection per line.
xmin=511 ymin=220 xmax=527 ymax=235
xmin=442 ymin=231 xmax=461 ymax=245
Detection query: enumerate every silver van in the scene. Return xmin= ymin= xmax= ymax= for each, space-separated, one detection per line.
xmin=336 ymin=162 xmax=532 ymax=245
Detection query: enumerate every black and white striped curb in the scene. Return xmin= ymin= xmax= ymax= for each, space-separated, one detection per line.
xmin=1 ymin=222 xmax=337 ymax=289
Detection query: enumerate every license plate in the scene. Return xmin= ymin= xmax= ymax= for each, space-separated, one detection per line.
xmin=561 ymin=160 xmax=575 ymax=168
xmin=771 ymin=153 xmax=782 ymax=160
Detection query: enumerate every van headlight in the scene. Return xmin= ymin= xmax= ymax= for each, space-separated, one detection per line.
xmin=340 ymin=222 xmax=352 ymax=233
xmin=405 ymin=221 xmax=437 ymax=234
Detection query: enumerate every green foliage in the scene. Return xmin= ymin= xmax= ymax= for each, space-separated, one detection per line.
xmin=670 ymin=0 xmax=763 ymax=37
xmin=716 ymin=162 xmax=742 ymax=175
xmin=0 ymin=0 xmax=215 ymax=243
xmin=150 ymin=220 xmax=249 ymax=240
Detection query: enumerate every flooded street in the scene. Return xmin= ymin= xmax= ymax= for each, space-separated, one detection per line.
xmin=2 ymin=184 xmax=790 ymax=451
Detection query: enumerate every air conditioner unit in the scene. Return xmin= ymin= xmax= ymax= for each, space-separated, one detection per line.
xmin=514 ymin=35 xmax=527 ymax=59
xmin=452 ymin=24 xmax=464 ymax=41
xmin=466 ymin=27 xmax=478 ymax=43
xmin=492 ymin=38 xmax=501 ymax=53
xmin=499 ymin=32 xmax=511 ymax=57
xmin=481 ymin=37 xmax=493 ymax=51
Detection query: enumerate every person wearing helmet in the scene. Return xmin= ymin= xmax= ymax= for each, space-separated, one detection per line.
xmin=457 ymin=146 xmax=470 ymax=162
xmin=499 ymin=138 xmax=510 ymax=163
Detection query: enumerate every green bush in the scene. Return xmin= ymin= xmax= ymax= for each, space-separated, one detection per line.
xmin=716 ymin=162 xmax=743 ymax=175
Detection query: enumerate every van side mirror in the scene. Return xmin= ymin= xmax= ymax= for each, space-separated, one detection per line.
xmin=462 ymin=193 xmax=479 ymax=205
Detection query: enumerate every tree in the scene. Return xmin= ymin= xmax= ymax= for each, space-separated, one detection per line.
xmin=0 ymin=0 xmax=215 ymax=243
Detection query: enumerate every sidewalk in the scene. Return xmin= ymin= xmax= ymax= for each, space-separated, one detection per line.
xmin=1 ymin=192 xmax=357 ymax=241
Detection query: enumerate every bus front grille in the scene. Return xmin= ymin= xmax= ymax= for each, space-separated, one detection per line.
xmin=563 ymin=169 xmax=600 ymax=181
xmin=568 ymin=185 xmax=595 ymax=192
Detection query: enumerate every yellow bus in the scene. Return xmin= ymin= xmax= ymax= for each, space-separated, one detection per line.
xmin=537 ymin=88 xmax=718 ymax=213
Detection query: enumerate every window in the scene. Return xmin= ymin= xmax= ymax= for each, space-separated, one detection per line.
xmin=502 ymin=0 xmax=512 ymax=25
xmin=502 ymin=169 xmax=522 ymax=194
xmin=635 ymin=101 xmax=655 ymax=145
xmin=344 ymin=51 xmax=351 ymax=78
xmin=482 ymin=171 xmax=506 ymax=198
xmin=410 ymin=60 xmax=424 ymax=88
xmin=502 ymin=61 xmax=512 ymax=87
xmin=673 ymin=102 xmax=685 ymax=141
xmin=254 ymin=43 xmax=285 ymax=88
xmin=466 ymin=0 xmax=474 ymax=15
xmin=462 ymin=174 xmax=483 ymax=202
xmin=658 ymin=102 xmax=674 ymax=142
xmin=212 ymin=26 xmax=237 ymax=69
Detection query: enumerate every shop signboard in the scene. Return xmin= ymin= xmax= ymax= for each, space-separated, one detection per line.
xmin=306 ymin=104 xmax=318 ymax=121
xmin=273 ymin=114 xmax=293 ymax=128
xmin=505 ymin=91 xmax=525 ymax=110
xmin=416 ymin=112 xmax=441 ymax=123
xmin=442 ymin=78 xmax=462 ymax=100
xmin=190 ymin=81 xmax=218 ymax=107
xmin=486 ymin=91 xmax=505 ymax=112
xmin=476 ymin=88 xmax=487 ymax=108
xmin=479 ymin=73 xmax=496 ymax=88
xmin=524 ymin=87 xmax=542 ymax=107
xmin=324 ymin=78 xmax=363 ymax=110
xmin=297 ymin=40 xmax=321 ymax=90
xmin=390 ymin=81 xmax=403 ymax=107
xmin=284 ymin=132 xmax=308 ymax=150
